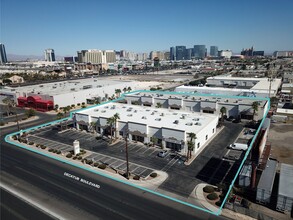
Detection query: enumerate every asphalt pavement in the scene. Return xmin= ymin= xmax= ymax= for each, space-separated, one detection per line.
xmin=0 ymin=188 xmax=57 ymax=220
xmin=1 ymin=116 xmax=228 ymax=220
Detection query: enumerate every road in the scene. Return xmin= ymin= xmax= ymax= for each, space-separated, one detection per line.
xmin=0 ymin=188 xmax=56 ymax=220
xmin=1 ymin=113 xmax=228 ymax=220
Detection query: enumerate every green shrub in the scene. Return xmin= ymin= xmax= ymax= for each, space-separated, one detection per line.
xmin=12 ymin=135 xmax=17 ymax=140
xmin=150 ymin=173 xmax=157 ymax=178
xmin=203 ymin=185 xmax=215 ymax=193
xmin=88 ymin=161 xmax=93 ymax=165
xmin=22 ymin=139 xmax=28 ymax=144
xmin=207 ymin=192 xmax=219 ymax=200
xmin=48 ymin=148 xmax=53 ymax=152
xmin=133 ymin=175 xmax=140 ymax=180
xmin=94 ymin=162 xmax=99 ymax=167
xmin=96 ymin=136 xmax=101 ymax=140
xmin=22 ymin=117 xmax=28 ymax=120
xmin=57 ymin=150 xmax=61 ymax=154
xmin=36 ymin=144 xmax=40 ymax=147
xmin=66 ymin=153 xmax=72 ymax=158
xmin=78 ymin=156 xmax=82 ymax=160
xmin=215 ymin=200 xmax=222 ymax=207
xmin=28 ymin=141 xmax=34 ymax=145
xmin=0 ymin=122 xmax=5 ymax=126
xmin=41 ymin=145 xmax=46 ymax=149
xmin=98 ymin=164 xmax=106 ymax=169
xmin=53 ymin=149 xmax=57 ymax=153
xmin=73 ymin=156 xmax=77 ymax=160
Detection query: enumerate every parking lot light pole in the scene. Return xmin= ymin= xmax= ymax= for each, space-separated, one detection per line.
xmin=125 ymin=129 xmax=130 ymax=179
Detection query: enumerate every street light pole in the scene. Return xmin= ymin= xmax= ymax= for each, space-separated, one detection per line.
xmin=125 ymin=129 xmax=130 ymax=179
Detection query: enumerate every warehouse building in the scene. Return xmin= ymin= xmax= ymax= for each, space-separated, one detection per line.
xmin=124 ymin=91 xmax=269 ymax=121
xmin=0 ymin=78 xmax=160 ymax=110
xmin=176 ymin=76 xmax=282 ymax=98
xmin=74 ymin=102 xmax=218 ymax=156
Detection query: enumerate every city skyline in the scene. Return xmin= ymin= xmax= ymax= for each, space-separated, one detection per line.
xmin=1 ymin=0 xmax=293 ymax=56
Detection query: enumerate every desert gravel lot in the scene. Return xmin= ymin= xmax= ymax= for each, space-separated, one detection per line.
xmin=268 ymin=123 xmax=293 ymax=165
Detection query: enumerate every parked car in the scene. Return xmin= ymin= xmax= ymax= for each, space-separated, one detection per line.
xmin=228 ymin=143 xmax=248 ymax=151
xmin=158 ymin=150 xmax=168 ymax=158
xmin=226 ymin=116 xmax=234 ymax=121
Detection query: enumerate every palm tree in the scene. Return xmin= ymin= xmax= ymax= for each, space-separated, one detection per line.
xmin=252 ymin=101 xmax=259 ymax=120
xmin=62 ymin=106 xmax=71 ymax=129
xmin=89 ymin=121 xmax=97 ymax=133
xmin=54 ymin=104 xmax=59 ymax=112
xmin=123 ymin=87 xmax=127 ymax=93
xmin=156 ymin=102 xmax=162 ymax=108
xmin=106 ymin=116 xmax=115 ymax=141
xmin=113 ymin=113 xmax=120 ymax=139
xmin=127 ymin=87 xmax=132 ymax=92
xmin=115 ymin=89 xmax=122 ymax=97
xmin=187 ymin=132 xmax=197 ymax=160
xmin=220 ymin=106 xmax=227 ymax=122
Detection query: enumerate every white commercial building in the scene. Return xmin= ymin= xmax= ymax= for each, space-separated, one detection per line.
xmin=75 ymin=102 xmax=218 ymax=156
xmin=123 ymin=91 xmax=269 ymax=121
xmin=0 ymin=78 xmax=162 ymax=110
xmin=202 ymin=76 xmax=282 ymax=97
xmin=218 ymin=50 xmax=232 ymax=59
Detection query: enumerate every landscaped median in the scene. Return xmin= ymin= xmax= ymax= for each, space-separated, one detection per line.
xmin=8 ymin=134 xmax=168 ymax=190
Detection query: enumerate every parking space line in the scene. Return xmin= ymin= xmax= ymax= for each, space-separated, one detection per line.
xmin=135 ymin=146 xmax=145 ymax=153
xmin=148 ymin=148 xmax=158 ymax=156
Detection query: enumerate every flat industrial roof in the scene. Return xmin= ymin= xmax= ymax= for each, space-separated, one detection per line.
xmin=2 ymin=78 xmax=131 ymax=96
xmin=79 ymin=103 xmax=218 ymax=133
xmin=278 ymin=163 xmax=293 ymax=198
xmin=257 ymin=159 xmax=278 ymax=192
xmin=207 ymin=76 xmax=282 ymax=91
xmin=126 ymin=91 xmax=267 ymax=106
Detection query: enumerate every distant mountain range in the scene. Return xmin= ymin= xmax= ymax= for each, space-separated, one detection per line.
xmin=7 ymin=54 xmax=66 ymax=61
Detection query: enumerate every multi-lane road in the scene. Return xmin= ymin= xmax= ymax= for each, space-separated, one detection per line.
xmin=1 ymin=112 xmax=228 ymax=220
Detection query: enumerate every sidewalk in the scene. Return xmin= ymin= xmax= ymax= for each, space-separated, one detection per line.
xmin=1 ymin=116 xmax=40 ymax=128
xmin=193 ymin=183 xmax=220 ymax=213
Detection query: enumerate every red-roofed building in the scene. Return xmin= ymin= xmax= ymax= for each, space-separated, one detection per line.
xmin=17 ymin=96 xmax=54 ymax=112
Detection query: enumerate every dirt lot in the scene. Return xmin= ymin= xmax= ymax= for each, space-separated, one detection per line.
xmin=268 ymin=122 xmax=293 ymax=165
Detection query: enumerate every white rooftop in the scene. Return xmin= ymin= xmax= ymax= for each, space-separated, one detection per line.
xmin=2 ymin=78 xmax=131 ymax=96
xmin=80 ymin=103 xmax=218 ymax=133
xmin=126 ymin=92 xmax=267 ymax=106
xmin=278 ymin=163 xmax=293 ymax=198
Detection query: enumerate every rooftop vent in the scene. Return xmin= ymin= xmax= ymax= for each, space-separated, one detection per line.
xmin=155 ymin=118 xmax=161 ymax=121
xmin=185 ymin=122 xmax=193 ymax=126
xmin=174 ymin=120 xmax=179 ymax=124
xmin=160 ymin=113 xmax=164 ymax=116
xmin=101 ymin=110 xmax=106 ymax=113
xmin=127 ymin=108 xmax=132 ymax=112
xmin=142 ymin=116 xmax=147 ymax=119
xmin=151 ymin=112 xmax=155 ymax=115
xmin=94 ymin=109 xmax=99 ymax=112
xmin=134 ymin=110 xmax=137 ymax=113
xmin=127 ymin=114 xmax=132 ymax=117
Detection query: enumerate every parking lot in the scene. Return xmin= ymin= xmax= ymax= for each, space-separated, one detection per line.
xmin=26 ymin=121 xmax=245 ymax=197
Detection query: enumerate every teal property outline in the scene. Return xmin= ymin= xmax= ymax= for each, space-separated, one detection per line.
xmin=5 ymin=90 xmax=270 ymax=216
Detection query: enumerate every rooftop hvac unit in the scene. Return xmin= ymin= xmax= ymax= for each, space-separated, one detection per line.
xmin=174 ymin=120 xmax=179 ymax=124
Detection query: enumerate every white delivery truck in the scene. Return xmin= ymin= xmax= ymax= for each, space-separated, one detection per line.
xmin=228 ymin=143 xmax=248 ymax=151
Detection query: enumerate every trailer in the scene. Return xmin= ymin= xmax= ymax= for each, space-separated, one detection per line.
xmin=256 ymin=159 xmax=278 ymax=204
xmin=239 ymin=164 xmax=252 ymax=187
xmin=276 ymin=163 xmax=293 ymax=213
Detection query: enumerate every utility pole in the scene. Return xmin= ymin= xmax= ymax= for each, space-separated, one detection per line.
xmin=125 ymin=129 xmax=130 ymax=179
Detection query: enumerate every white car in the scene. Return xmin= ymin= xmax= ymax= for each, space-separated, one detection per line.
xmin=228 ymin=143 xmax=248 ymax=151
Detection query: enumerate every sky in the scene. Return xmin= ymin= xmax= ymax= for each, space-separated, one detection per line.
xmin=1 ymin=0 xmax=293 ymax=56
